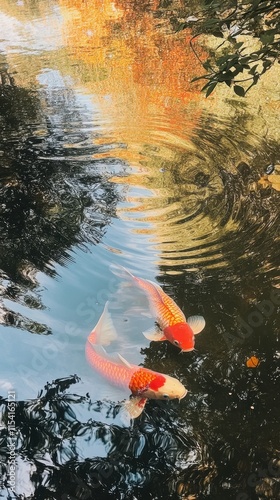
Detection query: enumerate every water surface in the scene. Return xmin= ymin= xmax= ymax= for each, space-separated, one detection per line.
xmin=0 ymin=1 xmax=279 ymax=499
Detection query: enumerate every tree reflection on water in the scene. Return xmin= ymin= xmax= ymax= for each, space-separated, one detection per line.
xmin=0 ymin=71 xmax=122 ymax=335
xmin=0 ymin=372 xmax=279 ymax=499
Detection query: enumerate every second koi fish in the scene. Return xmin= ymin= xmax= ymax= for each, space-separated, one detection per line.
xmin=86 ymin=302 xmax=187 ymax=419
xmin=111 ymin=264 xmax=205 ymax=352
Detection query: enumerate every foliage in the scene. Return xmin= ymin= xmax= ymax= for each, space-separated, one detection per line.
xmin=170 ymin=0 xmax=280 ymax=96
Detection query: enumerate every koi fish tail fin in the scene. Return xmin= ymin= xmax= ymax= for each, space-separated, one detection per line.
xmin=110 ymin=263 xmax=136 ymax=282
xmin=110 ymin=263 xmax=151 ymax=317
xmin=88 ymin=302 xmax=118 ymax=346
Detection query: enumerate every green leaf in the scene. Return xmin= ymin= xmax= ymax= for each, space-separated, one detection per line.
xmin=225 ymin=57 xmax=239 ymax=70
xmin=231 ymin=66 xmax=244 ymax=77
xmin=191 ymin=75 xmax=207 ymax=83
xmin=217 ymin=55 xmax=231 ymax=65
xmin=250 ymin=52 xmax=261 ymax=60
xmin=240 ymin=56 xmax=251 ymax=64
xmin=205 ymin=82 xmax=218 ymax=97
xmin=267 ymin=51 xmax=277 ymax=58
xmin=263 ymin=60 xmax=272 ymax=69
xmin=201 ymin=81 xmax=212 ymax=92
xmin=218 ymin=70 xmax=233 ymax=82
xmin=249 ymin=64 xmax=259 ymax=75
xmin=233 ymin=64 xmax=244 ymax=72
xmin=202 ymin=61 xmax=212 ymax=71
xmin=212 ymin=30 xmax=224 ymax=38
xmin=260 ymin=30 xmax=275 ymax=45
xmin=233 ymin=85 xmax=245 ymax=97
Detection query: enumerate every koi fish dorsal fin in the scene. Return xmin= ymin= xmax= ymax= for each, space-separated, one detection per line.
xmin=146 ymin=279 xmax=165 ymax=299
xmin=89 ymin=344 xmax=133 ymax=367
xmin=146 ymin=280 xmax=186 ymax=322
xmin=187 ymin=315 xmax=206 ymax=335
xmin=117 ymin=353 xmax=132 ymax=368
xmin=89 ymin=343 xmax=107 ymax=356
xmin=92 ymin=302 xmax=118 ymax=346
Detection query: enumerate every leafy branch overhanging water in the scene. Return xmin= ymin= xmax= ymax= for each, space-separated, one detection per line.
xmin=161 ymin=0 xmax=280 ymax=96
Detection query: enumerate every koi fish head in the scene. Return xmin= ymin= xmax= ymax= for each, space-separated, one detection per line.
xmin=129 ymin=369 xmax=187 ymax=401
xmin=149 ymin=373 xmax=187 ymax=401
xmin=164 ymin=322 xmax=195 ymax=352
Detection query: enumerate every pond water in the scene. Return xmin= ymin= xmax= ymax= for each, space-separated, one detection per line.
xmin=0 ymin=1 xmax=279 ymax=499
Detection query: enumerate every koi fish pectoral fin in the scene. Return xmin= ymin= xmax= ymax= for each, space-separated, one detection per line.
xmin=187 ymin=315 xmax=206 ymax=335
xmin=142 ymin=326 xmax=166 ymax=341
xmin=121 ymin=396 xmax=148 ymax=420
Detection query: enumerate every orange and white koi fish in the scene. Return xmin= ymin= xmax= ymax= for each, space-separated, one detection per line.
xmin=111 ymin=265 xmax=205 ymax=352
xmin=85 ymin=302 xmax=187 ymax=419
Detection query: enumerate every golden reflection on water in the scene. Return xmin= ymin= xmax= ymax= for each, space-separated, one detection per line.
xmin=60 ymin=0 xmax=203 ymax=148
xmin=58 ymin=0 xmax=224 ymax=271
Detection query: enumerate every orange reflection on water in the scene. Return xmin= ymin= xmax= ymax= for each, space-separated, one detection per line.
xmin=59 ymin=0 xmax=211 ymax=255
xmin=60 ymin=0 xmax=205 ymax=160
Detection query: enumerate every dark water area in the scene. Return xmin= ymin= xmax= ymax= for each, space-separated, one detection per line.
xmin=0 ymin=0 xmax=280 ymax=499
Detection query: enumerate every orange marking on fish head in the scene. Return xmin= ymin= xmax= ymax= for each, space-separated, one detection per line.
xmin=129 ymin=369 xmax=165 ymax=396
xmin=164 ymin=322 xmax=195 ymax=351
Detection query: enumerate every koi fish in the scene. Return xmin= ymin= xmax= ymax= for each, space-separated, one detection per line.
xmin=111 ymin=264 xmax=205 ymax=352
xmin=85 ymin=302 xmax=187 ymax=419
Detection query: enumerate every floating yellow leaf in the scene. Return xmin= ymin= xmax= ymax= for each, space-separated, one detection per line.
xmin=267 ymin=174 xmax=280 ymax=192
xmin=257 ymin=176 xmax=271 ymax=189
xmin=258 ymin=173 xmax=280 ymax=192
xmin=246 ymin=356 xmax=260 ymax=368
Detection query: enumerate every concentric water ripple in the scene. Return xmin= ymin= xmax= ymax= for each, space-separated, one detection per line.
xmin=109 ymin=114 xmax=280 ymax=284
